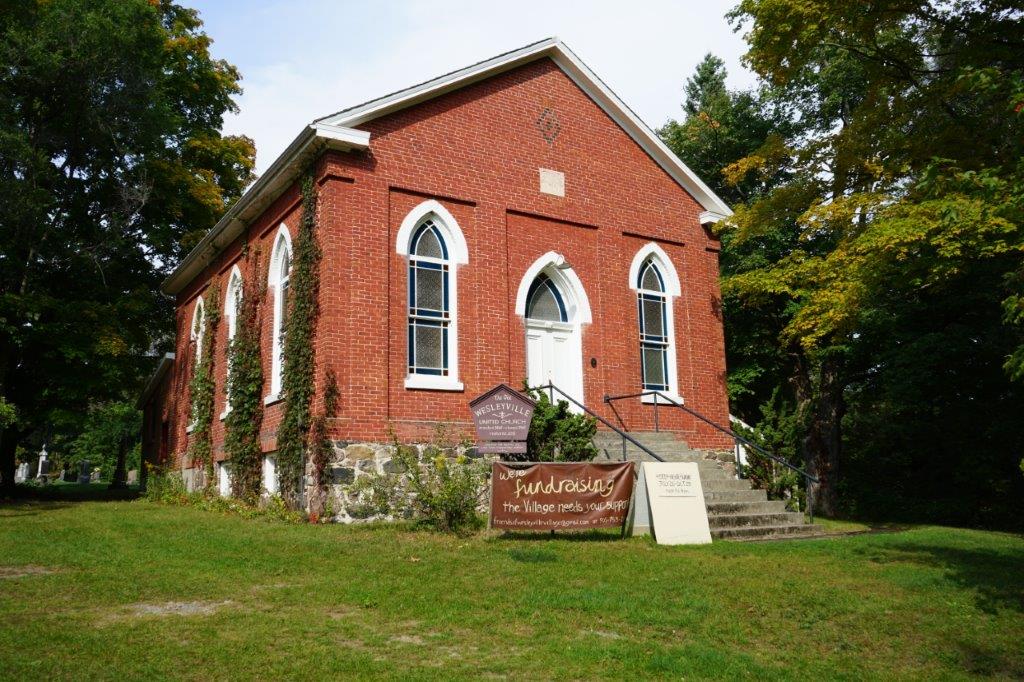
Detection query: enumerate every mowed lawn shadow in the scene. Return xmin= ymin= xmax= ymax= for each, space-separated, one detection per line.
xmin=1 ymin=482 xmax=140 ymax=508
xmin=493 ymin=528 xmax=626 ymax=543
xmin=858 ymin=538 xmax=1024 ymax=614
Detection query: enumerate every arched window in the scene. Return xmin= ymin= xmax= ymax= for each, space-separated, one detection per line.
xmin=222 ymin=266 xmax=242 ymax=418
xmin=526 ymin=274 xmax=567 ymax=322
xmin=267 ymin=226 xmax=292 ymax=401
xmin=190 ymin=297 xmax=206 ymax=367
xmin=188 ymin=296 xmax=206 ymax=431
xmin=637 ymin=259 xmax=669 ymax=391
xmin=397 ymin=200 xmax=468 ymax=391
xmin=408 ymin=219 xmax=450 ymax=377
xmin=629 ymin=243 xmax=682 ymax=402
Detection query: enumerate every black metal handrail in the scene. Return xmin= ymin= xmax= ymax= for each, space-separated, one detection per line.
xmin=527 ymin=382 xmax=664 ymax=463
xmin=604 ymin=390 xmax=818 ymax=523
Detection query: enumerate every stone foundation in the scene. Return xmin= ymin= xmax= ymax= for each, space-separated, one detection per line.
xmin=305 ymin=440 xmax=489 ymax=523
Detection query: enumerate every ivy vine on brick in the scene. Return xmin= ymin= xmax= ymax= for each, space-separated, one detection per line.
xmin=276 ymin=170 xmax=321 ymax=508
xmin=187 ymin=283 xmax=221 ymax=488
xmin=307 ymin=368 xmax=339 ymax=519
xmin=225 ymin=252 xmax=266 ymax=503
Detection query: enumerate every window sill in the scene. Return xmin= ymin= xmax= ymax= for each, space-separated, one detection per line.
xmin=263 ymin=393 xmax=283 ymax=406
xmin=642 ymin=392 xmax=683 ymax=405
xmin=404 ymin=375 xmax=464 ymax=391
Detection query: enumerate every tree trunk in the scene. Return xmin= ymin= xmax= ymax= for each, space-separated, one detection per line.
xmin=0 ymin=426 xmax=19 ymax=496
xmin=109 ymin=434 xmax=128 ymax=490
xmin=792 ymin=354 xmax=846 ymax=517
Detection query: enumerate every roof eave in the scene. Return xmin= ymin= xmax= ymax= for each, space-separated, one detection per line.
xmin=161 ymin=124 xmax=370 ymax=296
xmin=136 ymin=353 xmax=176 ymax=410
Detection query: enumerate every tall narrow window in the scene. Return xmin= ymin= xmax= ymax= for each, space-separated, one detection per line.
xmin=188 ymin=297 xmax=206 ymax=430
xmin=397 ymin=200 xmax=467 ymax=391
xmin=190 ymin=297 xmax=206 ymax=367
xmin=268 ymin=226 xmax=292 ymax=401
xmin=637 ymin=260 xmax=669 ymax=391
xmin=222 ymin=267 xmax=242 ymax=418
xmin=629 ymin=243 xmax=682 ymax=402
xmin=408 ymin=219 xmax=450 ymax=376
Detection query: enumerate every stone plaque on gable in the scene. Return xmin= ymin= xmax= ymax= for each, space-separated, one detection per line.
xmin=643 ymin=461 xmax=712 ymax=545
xmin=469 ymin=384 xmax=536 ymax=454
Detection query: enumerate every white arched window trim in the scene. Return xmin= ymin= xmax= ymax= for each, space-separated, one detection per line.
xmin=187 ymin=296 xmax=206 ymax=432
xmin=221 ymin=265 xmax=243 ymax=420
xmin=398 ymin=200 xmax=467 ymax=391
xmin=628 ymin=243 xmax=683 ymax=405
xmin=266 ymin=225 xmax=292 ymax=404
xmin=514 ymin=252 xmax=593 ymax=324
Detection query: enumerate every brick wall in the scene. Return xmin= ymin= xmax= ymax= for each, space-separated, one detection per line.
xmin=153 ymin=56 xmax=733 ymax=470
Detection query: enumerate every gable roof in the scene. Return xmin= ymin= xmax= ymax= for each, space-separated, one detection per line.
xmin=162 ymin=38 xmax=731 ymax=295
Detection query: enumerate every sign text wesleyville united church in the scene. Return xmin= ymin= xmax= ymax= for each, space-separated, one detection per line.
xmin=468 ymin=384 xmax=535 ymax=454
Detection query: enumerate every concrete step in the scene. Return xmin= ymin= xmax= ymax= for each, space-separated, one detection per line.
xmin=710 ymin=524 xmax=825 ymax=541
xmin=703 ymin=489 xmax=768 ymax=502
xmin=706 ymin=500 xmax=789 ymax=515
xmin=700 ymin=478 xmax=753 ymax=492
xmin=708 ymin=512 xmax=806 ymax=529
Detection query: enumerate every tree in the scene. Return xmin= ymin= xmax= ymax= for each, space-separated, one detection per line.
xmin=720 ymin=0 xmax=1024 ymax=521
xmin=659 ymin=54 xmax=793 ymax=206
xmin=0 ymin=1 xmax=255 ymax=493
xmin=69 ymin=401 xmax=141 ymax=484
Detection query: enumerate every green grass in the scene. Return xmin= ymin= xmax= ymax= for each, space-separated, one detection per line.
xmin=1 ymin=493 xmax=1022 ymax=680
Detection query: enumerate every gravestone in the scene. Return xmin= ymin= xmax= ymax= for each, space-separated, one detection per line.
xmin=15 ymin=462 xmax=29 ymax=483
xmin=126 ymin=469 xmax=138 ymax=485
xmin=36 ymin=447 xmax=49 ymax=480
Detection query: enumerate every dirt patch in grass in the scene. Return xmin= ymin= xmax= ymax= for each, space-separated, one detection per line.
xmin=0 ymin=565 xmax=57 ymax=579
xmin=130 ymin=600 xmax=233 ymax=617
xmin=391 ymin=634 xmax=426 ymax=645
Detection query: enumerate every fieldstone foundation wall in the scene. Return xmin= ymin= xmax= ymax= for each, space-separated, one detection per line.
xmin=306 ymin=440 xmax=490 ymax=523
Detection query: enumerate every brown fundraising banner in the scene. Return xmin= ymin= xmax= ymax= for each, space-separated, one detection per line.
xmin=490 ymin=462 xmax=635 ymax=531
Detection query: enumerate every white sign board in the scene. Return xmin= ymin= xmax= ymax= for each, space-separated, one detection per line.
xmin=643 ymin=462 xmax=712 ymax=545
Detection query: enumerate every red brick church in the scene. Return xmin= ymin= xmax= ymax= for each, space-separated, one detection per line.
xmin=138 ymin=38 xmax=734 ymax=496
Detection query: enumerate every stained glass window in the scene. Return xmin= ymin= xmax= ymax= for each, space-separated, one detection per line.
xmin=637 ymin=260 xmax=669 ymax=391
xmin=408 ymin=222 xmax=450 ymax=375
xmin=526 ymin=274 xmax=567 ymax=322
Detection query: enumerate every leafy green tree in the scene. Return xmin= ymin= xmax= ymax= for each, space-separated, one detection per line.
xmin=659 ymin=54 xmax=793 ymax=206
xmin=720 ymin=0 xmax=1024 ymax=520
xmin=0 ymin=0 xmax=255 ymax=493
xmin=69 ymin=401 xmax=141 ymax=483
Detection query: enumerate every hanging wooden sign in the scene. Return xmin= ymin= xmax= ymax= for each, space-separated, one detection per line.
xmin=469 ymin=384 xmax=536 ymax=455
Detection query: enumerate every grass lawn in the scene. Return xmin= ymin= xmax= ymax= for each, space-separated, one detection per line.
xmin=1 ymin=492 xmax=1022 ymax=680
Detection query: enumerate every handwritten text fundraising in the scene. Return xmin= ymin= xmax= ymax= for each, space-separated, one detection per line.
xmin=490 ymin=462 xmax=635 ymax=531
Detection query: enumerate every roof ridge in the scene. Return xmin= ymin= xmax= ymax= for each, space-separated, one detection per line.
xmin=313 ymin=36 xmax=558 ymax=124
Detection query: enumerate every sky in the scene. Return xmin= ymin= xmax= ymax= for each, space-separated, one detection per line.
xmin=188 ymin=0 xmax=757 ymax=174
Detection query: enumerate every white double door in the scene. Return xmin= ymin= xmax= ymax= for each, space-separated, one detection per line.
xmin=526 ymin=320 xmax=584 ymax=411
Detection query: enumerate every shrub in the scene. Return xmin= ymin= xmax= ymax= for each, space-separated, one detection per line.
xmin=143 ymin=463 xmax=304 ymax=523
xmin=511 ymin=386 xmax=598 ymax=462
xmin=733 ymin=388 xmax=804 ymax=510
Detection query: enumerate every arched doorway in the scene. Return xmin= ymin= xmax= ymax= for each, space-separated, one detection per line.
xmin=515 ymin=253 xmax=591 ymax=410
